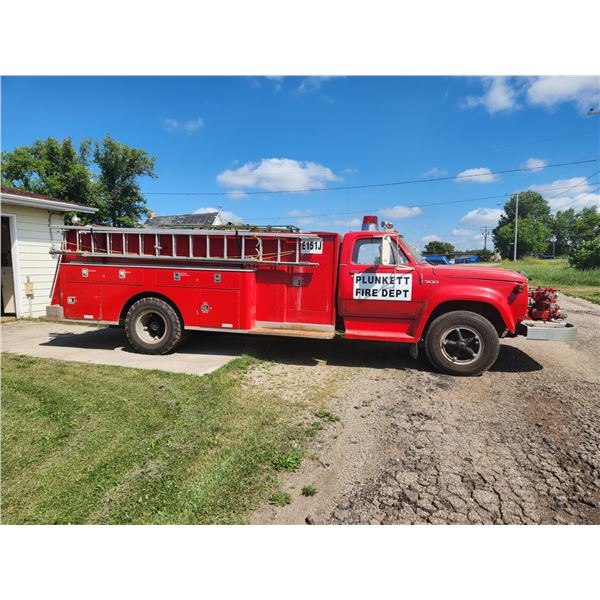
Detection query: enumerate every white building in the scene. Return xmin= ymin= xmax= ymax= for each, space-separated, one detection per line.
xmin=1 ymin=186 xmax=97 ymax=318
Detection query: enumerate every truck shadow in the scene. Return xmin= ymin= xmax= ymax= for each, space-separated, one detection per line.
xmin=41 ymin=328 xmax=265 ymax=357
xmin=489 ymin=345 xmax=544 ymax=373
xmin=244 ymin=336 xmax=544 ymax=374
xmin=41 ymin=328 xmax=543 ymax=374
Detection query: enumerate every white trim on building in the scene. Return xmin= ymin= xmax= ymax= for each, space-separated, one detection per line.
xmin=1 ymin=188 xmax=97 ymax=318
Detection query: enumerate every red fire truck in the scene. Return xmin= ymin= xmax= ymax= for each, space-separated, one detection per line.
xmin=46 ymin=216 xmax=575 ymax=376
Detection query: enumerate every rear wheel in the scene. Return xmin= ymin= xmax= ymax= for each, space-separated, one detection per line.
xmin=125 ymin=297 xmax=183 ymax=355
xmin=425 ymin=310 xmax=499 ymax=376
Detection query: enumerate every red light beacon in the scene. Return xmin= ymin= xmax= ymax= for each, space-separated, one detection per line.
xmin=361 ymin=215 xmax=379 ymax=231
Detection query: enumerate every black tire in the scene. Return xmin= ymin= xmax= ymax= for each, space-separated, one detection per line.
xmin=125 ymin=297 xmax=183 ymax=355
xmin=424 ymin=310 xmax=500 ymax=376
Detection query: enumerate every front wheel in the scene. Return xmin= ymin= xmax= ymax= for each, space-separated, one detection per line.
xmin=425 ymin=310 xmax=500 ymax=376
xmin=125 ymin=297 xmax=183 ymax=355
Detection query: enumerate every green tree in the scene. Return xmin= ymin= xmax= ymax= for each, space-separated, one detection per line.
xmin=470 ymin=248 xmax=494 ymax=262
xmin=569 ymin=238 xmax=600 ymax=270
xmin=1 ymin=137 xmax=96 ymax=207
xmin=550 ymin=208 xmax=577 ymax=256
xmin=493 ymin=191 xmax=552 ymax=258
xmin=93 ymin=136 xmax=157 ymax=227
xmin=424 ymin=241 xmax=455 ymax=254
xmin=2 ymin=135 xmax=156 ymax=227
xmin=549 ymin=205 xmax=600 ymax=256
xmin=494 ymin=217 xmax=551 ymax=258
xmin=572 ymin=205 xmax=600 ymax=246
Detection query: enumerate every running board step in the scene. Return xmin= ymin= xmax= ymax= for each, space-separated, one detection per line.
xmin=249 ymin=327 xmax=335 ymax=339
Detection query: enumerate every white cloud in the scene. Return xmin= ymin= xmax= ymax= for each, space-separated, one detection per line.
xmin=422 ymin=167 xmax=449 ymax=177
xmin=297 ymin=76 xmax=334 ymax=92
xmin=164 ymin=118 xmax=179 ymax=131
xmin=463 ymin=76 xmax=600 ymax=114
xmin=225 ymin=190 xmax=247 ymax=199
xmin=452 ymin=228 xmax=474 ymax=236
xmin=422 ymin=235 xmax=440 ymax=243
xmin=455 ymin=167 xmax=499 ymax=183
xmin=529 ymin=177 xmax=600 ymax=212
xmin=526 ymin=76 xmax=600 ymax=111
xmin=288 ymin=209 xmax=313 ymax=217
xmin=452 ymin=239 xmax=472 ymax=251
xmin=378 ymin=205 xmax=423 ymax=219
xmin=464 ymin=77 xmax=521 ymax=114
xmin=164 ymin=117 xmax=204 ymax=134
xmin=460 ymin=207 xmax=503 ymax=225
xmin=296 ymin=217 xmax=328 ymax=227
xmin=521 ymin=157 xmax=547 ymax=172
xmin=333 ymin=218 xmax=362 ymax=229
xmin=341 ymin=167 xmax=357 ymax=175
xmin=216 ymin=158 xmax=340 ymax=192
xmin=194 ymin=207 xmax=243 ymax=224
xmin=265 ymin=76 xmax=284 ymax=91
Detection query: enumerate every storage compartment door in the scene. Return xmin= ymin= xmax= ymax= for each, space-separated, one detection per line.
xmin=196 ymin=288 xmax=241 ymax=330
xmin=63 ymin=283 xmax=102 ymax=321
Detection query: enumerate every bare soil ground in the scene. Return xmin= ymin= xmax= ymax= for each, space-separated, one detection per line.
xmin=252 ymin=295 xmax=600 ymax=524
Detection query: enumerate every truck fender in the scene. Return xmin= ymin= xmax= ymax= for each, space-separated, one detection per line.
xmin=118 ymin=290 xmax=185 ymax=326
xmin=415 ymin=289 xmax=514 ymax=340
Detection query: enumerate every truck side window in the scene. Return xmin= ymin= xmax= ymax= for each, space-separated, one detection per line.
xmin=352 ymin=239 xmax=382 ymax=264
xmin=352 ymin=238 xmax=408 ymax=265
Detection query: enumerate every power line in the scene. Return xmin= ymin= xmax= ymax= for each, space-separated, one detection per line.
xmin=556 ymin=188 xmax=600 ymax=211
xmin=551 ymin=169 xmax=600 ymax=210
xmin=545 ymin=116 xmax=587 ymax=162
xmin=142 ymin=158 xmax=598 ymax=197
xmin=239 ymin=181 xmax=600 ymax=222
xmin=544 ymin=169 xmax=599 ymax=211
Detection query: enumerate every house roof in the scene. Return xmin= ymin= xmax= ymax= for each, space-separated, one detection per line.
xmin=145 ymin=213 xmax=220 ymax=227
xmin=1 ymin=185 xmax=98 ymax=214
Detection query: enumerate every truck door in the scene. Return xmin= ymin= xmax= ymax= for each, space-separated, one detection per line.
xmin=338 ymin=233 xmax=423 ymax=324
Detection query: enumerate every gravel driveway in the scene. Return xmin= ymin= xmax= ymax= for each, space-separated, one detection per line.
xmin=254 ymin=294 xmax=600 ymax=525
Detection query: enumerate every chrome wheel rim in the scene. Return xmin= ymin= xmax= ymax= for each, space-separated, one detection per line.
xmin=440 ymin=326 xmax=482 ymax=365
xmin=135 ymin=310 xmax=168 ymax=345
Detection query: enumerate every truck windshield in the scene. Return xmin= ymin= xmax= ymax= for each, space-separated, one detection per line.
xmin=405 ymin=242 xmax=428 ymax=265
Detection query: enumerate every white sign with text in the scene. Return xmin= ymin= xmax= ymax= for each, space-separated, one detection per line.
xmin=300 ymin=237 xmax=323 ymax=254
xmin=353 ymin=272 xmax=412 ymax=301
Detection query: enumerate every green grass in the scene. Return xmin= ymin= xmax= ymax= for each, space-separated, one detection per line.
xmin=314 ymin=409 xmax=340 ymax=422
xmin=271 ymin=450 xmax=302 ymax=471
xmin=305 ymin=420 xmax=324 ymax=438
xmin=0 ymin=353 xmax=325 ymax=524
xmin=301 ymin=486 xmax=318 ymax=497
xmin=502 ymin=258 xmax=600 ymax=304
xmin=268 ymin=492 xmax=292 ymax=506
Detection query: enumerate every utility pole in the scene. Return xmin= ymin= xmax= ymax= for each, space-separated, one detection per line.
xmin=513 ymin=192 xmax=519 ymax=262
xmin=481 ymin=225 xmax=492 ymax=251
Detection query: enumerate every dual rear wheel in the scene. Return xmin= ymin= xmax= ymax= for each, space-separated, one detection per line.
xmin=125 ymin=297 xmax=183 ymax=355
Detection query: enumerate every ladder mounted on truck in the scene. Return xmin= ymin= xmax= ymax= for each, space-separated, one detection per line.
xmin=50 ymin=225 xmax=321 ymax=267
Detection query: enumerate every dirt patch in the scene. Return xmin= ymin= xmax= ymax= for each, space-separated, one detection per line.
xmin=252 ymin=295 xmax=600 ymax=525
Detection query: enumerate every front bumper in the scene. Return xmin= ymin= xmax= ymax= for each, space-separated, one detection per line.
xmin=518 ymin=319 xmax=577 ymax=341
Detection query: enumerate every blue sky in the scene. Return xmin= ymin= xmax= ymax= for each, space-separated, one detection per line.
xmin=2 ymin=76 xmax=599 ymax=249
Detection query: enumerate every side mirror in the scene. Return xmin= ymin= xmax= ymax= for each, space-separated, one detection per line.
xmin=381 ymin=235 xmax=394 ymax=266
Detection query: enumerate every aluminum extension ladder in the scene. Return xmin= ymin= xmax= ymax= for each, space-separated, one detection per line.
xmin=50 ymin=225 xmax=321 ymax=267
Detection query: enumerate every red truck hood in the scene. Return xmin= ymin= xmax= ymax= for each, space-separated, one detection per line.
xmin=432 ymin=265 xmax=527 ymax=283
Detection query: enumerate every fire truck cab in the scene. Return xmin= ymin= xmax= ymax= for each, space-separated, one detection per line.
xmin=47 ymin=216 xmax=576 ymax=376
